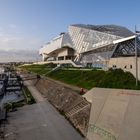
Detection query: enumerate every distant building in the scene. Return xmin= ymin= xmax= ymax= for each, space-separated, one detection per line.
xmin=39 ymin=24 xmax=140 ymax=79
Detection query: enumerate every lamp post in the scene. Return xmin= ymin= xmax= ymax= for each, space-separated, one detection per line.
xmin=135 ymin=25 xmax=140 ymax=86
xmin=82 ymin=46 xmax=85 ymax=67
xmin=135 ymin=25 xmax=138 ymax=86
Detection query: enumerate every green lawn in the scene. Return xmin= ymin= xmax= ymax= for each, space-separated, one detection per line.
xmin=20 ymin=64 xmax=140 ymax=90
xmin=48 ymin=69 xmax=140 ymax=90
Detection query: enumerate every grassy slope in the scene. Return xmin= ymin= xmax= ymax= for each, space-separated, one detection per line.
xmin=20 ymin=64 xmax=140 ymax=90
xmin=22 ymin=86 xmax=36 ymax=104
xmin=48 ymin=69 xmax=105 ymax=89
xmin=20 ymin=64 xmax=52 ymax=75
xmin=48 ymin=69 xmax=140 ymax=90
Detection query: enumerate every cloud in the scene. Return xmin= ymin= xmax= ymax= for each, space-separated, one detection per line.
xmin=0 ymin=27 xmax=3 ymax=31
xmin=0 ymin=49 xmax=41 ymax=62
xmin=31 ymin=25 xmax=38 ymax=30
xmin=0 ymin=34 xmax=42 ymax=50
xmin=0 ymin=24 xmax=44 ymax=62
xmin=0 ymin=34 xmax=43 ymax=62
xmin=0 ymin=35 xmax=24 ymax=50
xmin=9 ymin=24 xmax=17 ymax=29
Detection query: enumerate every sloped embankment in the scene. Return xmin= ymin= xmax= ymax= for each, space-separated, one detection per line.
xmin=32 ymin=77 xmax=91 ymax=136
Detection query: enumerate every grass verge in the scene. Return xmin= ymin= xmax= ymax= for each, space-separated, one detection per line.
xmin=19 ymin=64 xmax=140 ymax=90
xmin=22 ymin=86 xmax=36 ymax=104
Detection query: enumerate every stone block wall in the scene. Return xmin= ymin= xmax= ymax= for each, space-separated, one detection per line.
xmin=32 ymin=78 xmax=91 ymax=136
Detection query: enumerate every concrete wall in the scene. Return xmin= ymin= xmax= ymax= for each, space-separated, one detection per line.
xmin=86 ymin=88 xmax=140 ymax=140
xmin=109 ymin=57 xmax=140 ymax=80
xmin=57 ymin=48 xmax=74 ymax=58
xmin=57 ymin=48 xmax=68 ymax=57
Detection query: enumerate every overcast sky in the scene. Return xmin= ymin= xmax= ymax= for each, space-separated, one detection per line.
xmin=0 ymin=0 xmax=140 ymax=62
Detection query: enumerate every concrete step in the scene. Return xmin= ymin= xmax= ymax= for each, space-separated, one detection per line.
xmin=66 ymin=104 xmax=90 ymax=117
xmin=66 ymin=100 xmax=89 ymax=117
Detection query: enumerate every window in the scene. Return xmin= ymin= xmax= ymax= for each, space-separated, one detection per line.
xmin=112 ymin=65 xmax=116 ymax=68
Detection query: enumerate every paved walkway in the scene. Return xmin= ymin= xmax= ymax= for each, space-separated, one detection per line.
xmin=5 ymin=101 xmax=84 ymax=140
xmin=23 ymin=80 xmax=45 ymax=102
xmin=4 ymin=75 xmax=84 ymax=140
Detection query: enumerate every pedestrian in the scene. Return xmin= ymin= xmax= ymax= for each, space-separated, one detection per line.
xmin=80 ymin=88 xmax=85 ymax=94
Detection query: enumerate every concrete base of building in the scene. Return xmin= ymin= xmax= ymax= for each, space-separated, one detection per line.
xmin=109 ymin=56 xmax=140 ymax=80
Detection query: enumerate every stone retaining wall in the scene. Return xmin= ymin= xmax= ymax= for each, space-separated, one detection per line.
xmin=32 ymin=77 xmax=91 ymax=136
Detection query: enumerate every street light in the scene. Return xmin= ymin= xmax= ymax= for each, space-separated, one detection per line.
xmin=135 ymin=25 xmax=140 ymax=86
xmin=82 ymin=46 xmax=85 ymax=67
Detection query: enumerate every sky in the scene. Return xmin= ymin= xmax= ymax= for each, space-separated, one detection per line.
xmin=0 ymin=0 xmax=140 ymax=62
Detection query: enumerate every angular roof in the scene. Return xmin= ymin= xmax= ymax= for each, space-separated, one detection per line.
xmin=39 ymin=33 xmax=74 ymax=55
xmin=72 ymin=24 xmax=134 ymax=38
xmin=81 ymin=36 xmax=140 ymax=59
